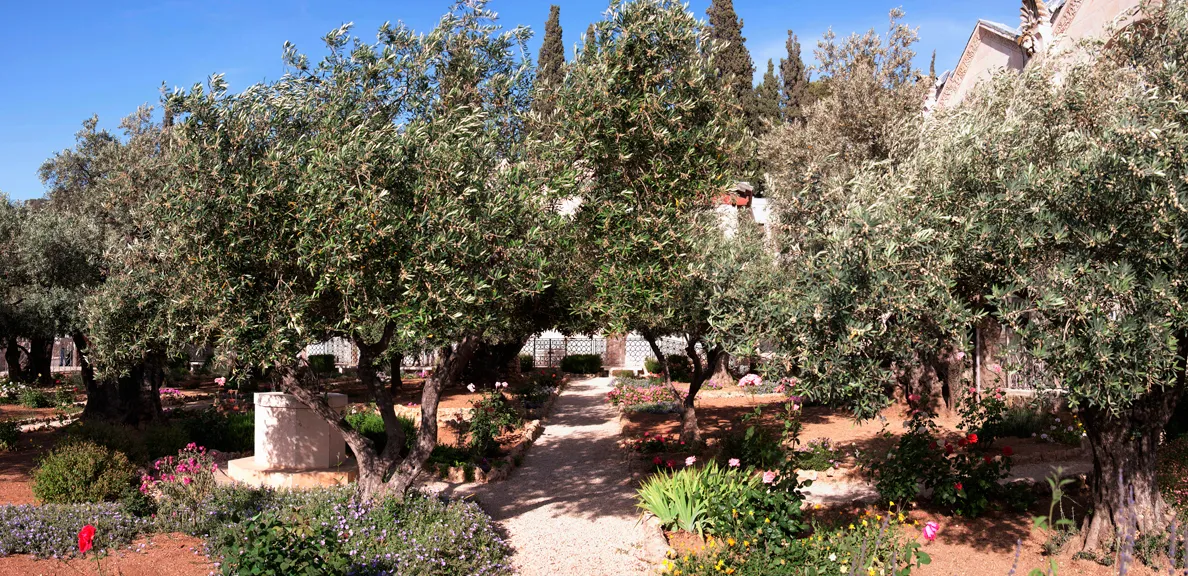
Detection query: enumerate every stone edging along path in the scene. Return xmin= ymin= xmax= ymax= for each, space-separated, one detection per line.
xmin=427 ymin=376 xmax=656 ymax=576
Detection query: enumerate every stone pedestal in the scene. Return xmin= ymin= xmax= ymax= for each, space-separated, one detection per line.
xmin=226 ymin=392 xmax=357 ymax=488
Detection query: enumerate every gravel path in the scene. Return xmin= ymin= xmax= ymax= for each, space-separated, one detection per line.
xmin=432 ymin=376 xmax=652 ymax=576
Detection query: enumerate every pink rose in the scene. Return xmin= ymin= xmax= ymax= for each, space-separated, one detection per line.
xmin=923 ymin=521 xmax=939 ymax=542
xmin=762 ymin=470 xmax=777 ymax=484
xmin=728 ymin=458 xmax=740 ymax=468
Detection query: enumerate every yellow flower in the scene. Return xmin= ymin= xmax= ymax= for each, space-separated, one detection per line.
xmin=765 ymin=517 xmax=771 ymax=523
xmin=727 ymin=537 xmax=736 ymax=547
xmin=889 ymin=500 xmax=895 ymax=507
xmin=743 ymin=540 xmax=750 ymax=548
xmin=868 ymin=568 xmax=876 ymax=576
xmin=726 ymin=569 xmax=735 ymax=575
xmin=876 ymin=515 xmax=882 ymax=521
xmin=898 ymin=513 xmax=905 ymax=523
xmin=862 ymin=520 xmax=868 ymax=527
xmin=849 ymin=524 xmax=855 ymax=530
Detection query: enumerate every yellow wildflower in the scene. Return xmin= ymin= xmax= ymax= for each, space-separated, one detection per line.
xmin=727 ymin=537 xmax=736 ymax=547
xmin=849 ymin=524 xmax=855 ymax=530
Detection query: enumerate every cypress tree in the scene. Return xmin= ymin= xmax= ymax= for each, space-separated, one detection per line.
xmin=706 ymin=0 xmax=756 ymax=132
xmin=779 ymin=30 xmax=809 ymax=124
xmin=533 ymin=5 xmax=565 ymax=117
xmin=538 ymin=6 xmax=564 ymax=88
xmin=754 ymin=59 xmax=781 ymax=134
xmin=929 ymin=49 xmax=936 ymax=78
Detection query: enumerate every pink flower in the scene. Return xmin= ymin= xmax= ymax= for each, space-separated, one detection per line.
xmin=955 ymin=351 xmax=966 ymax=360
xmin=653 ymin=456 xmax=663 ymax=466
xmin=214 ymin=377 xmax=226 ymax=386
xmin=666 ymin=459 xmax=676 ymax=468
xmin=922 ymin=521 xmax=939 ymax=542
xmin=182 ymin=477 xmax=192 ymax=485
xmin=738 ymin=374 xmax=763 ymax=388
xmin=685 ymin=456 xmax=696 ymax=466
xmin=908 ymin=393 xmax=921 ymax=403
xmin=989 ymin=364 xmax=1002 ymax=374
xmin=728 ymin=458 xmax=740 ymax=468
xmin=762 ymin=470 xmax=777 ymax=484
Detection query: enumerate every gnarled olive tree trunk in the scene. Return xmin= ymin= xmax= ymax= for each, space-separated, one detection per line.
xmin=3 ymin=336 xmax=24 ymax=382
xmin=282 ymin=334 xmax=480 ymax=500
xmin=1079 ymin=387 xmax=1181 ymax=551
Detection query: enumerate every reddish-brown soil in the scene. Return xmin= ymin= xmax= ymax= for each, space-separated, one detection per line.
xmin=0 ymin=404 xmax=72 ymax=422
xmin=0 ymin=428 xmax=64 ymax=505
xmin=0 ymin=533 xmax=215 ymax=576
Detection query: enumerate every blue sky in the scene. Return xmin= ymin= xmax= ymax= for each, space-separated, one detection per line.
xmin=0 ymin=1 xmax=1020 ymax=200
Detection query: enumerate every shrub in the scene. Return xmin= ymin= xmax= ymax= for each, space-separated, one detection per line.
xmin=610 ymin=369 xmax=636 ymax=378
xmin=54 ymin=388 xmax=76 ymax=407
xmin=65 ymin=420 xmax=149 ymax=463
xmin=623 ymin=401 xmax=683 ymax=414
xmin=345 ymin=408 xmax=416 ymax=455
xmin=866 ymin=410 xmax=1013 ymax=518
xmin=607 ymin=379 xmax=683 ymax=410
xmin=32 ymin=441 xmax=138 ymax=504
xmin=207 ymin=487 xmax=513 ymax=576
xmin=795 ymin=438 xmax=842 ymax=472
xmin=0 ymin=420 xmax=18 ymax=451
xmin=662 ymin=512 xmax=932 ymax=576
xmin=141 ymin=444 xmax=220 ymax=531
xmin=518 ymin=353 xmax=534 ymax=372
xmin=0 ymin=502 xmax=150 ymax=558
xmin=143 ymin=421 xmax=191 ymax=460
xmin=307 ymin=354 xmax=337 ymax=376
xmin=560 ymin=353 xmax=602 ymax=374
xmin=645 ymin=354 xmax=692 ymax=381
xmin=18 ymin=387 xmax=53 ymax=409
xmin=467 ymin=391 xmax=522 ymax=456
xmin=175 ymin=408 xmax=255 ymax=453
xmin=719 ymin=406 xmax=785 ymax=470
xmin=525 ymin=367 xmax=562 ymax=388
xmin=956 ymin=386 xmax=1008 ymax=445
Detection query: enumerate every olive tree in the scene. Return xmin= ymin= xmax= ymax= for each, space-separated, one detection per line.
xmin=146 ymin=2 xmax=559 ymax=497
xmin=554 ymin=0 xmax=743 ymax=442
xmin=904 ymin=3 xmax=1188 ymax=547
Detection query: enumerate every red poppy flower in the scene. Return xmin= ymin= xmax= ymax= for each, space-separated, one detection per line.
xmin=78 ymin=524 xmax=96 ymax=554
xmin=967 ymin=433 xmax=978 ymax=444
xmin=955 ymin=482 xmax=963 ymax=491
xmin=1002 ymin=446 xmax=1014 ymax=457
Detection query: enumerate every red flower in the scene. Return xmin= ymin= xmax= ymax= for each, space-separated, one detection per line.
xmin=928 ymin=441 xmax=938 ymax=450
xmin=957 ymin=438 xmax=968 ymax=448
xmin=944 ymin=443 xmax=954 ymax=455
xmin=955 ymin=482 xmax=963 ymax=491
xmin=653 ymin=456 xmax=663 ymax=466
xmin=967 ymin=433 xmax=978 ymax=445
xmin=78 ymin=524 xmax=96 ymax=554
xmin=1002 ymin=446 xmax=1014 ymax=457
xmin=983 ymin=455 xmax=993 ymax=464
xmin=666 ymin=459 xmax=676 ymax=468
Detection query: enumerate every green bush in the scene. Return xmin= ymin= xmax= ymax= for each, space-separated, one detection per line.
xmin=645 ymin=354 xmax=692 ymax=381
xmin=207 ymin=487 xmax=512 ymax=576
xmin=610 ymin=369 xmax=636 ymax=378
xmin=559 ymin=354 xmax=602 ymax=374
xmin=344 ymin=409 xmax=416 ymax=455
xmin=18 ymin=387 xmax=53 ymax=409
xmin=0 ymin=420 xmax=18 ymax=451
xmin=518 ymin=354 xmax=534 ymax=372
xmin=32 ymin=441 xmax=138 ymax=504
xmin=175 ymin=409 xmax=255 ymax=453
xmin=467 ymin=391 xmax=522 ymax=456
xmin=65 ymin=420 xmax=148 ymax=463
xmin=143 ymin=422 xmax=191 ymax=460
xmin=308 ymin=354 xmax=337 ymax=376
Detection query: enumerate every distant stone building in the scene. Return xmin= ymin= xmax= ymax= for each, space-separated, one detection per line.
xmin=932 ymin=0 xmax=1147 ymax=111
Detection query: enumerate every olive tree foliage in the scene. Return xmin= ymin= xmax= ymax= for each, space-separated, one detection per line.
xmin=754 ymin=9 xmax=965 ymax=417
xmin=147 ymin=2 xmax=560 ymax=497
xmin=37 ymin=110 xmax=178 ymax=422
xmin=904 ymin=2 xmax=1188 ymax=548
xmin=553 ymin=0 xmax=743 ymax=442
xmin=763 ymin=9 xmax=925 ymax=198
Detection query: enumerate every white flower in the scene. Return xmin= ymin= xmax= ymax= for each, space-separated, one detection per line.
xmin=829 ymin=553 xmax=837 ymax=562
xmin=467 ymin=384 xmax=476 ymax=393
xmin=685 ymin=456 xmax=697 ymax=466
